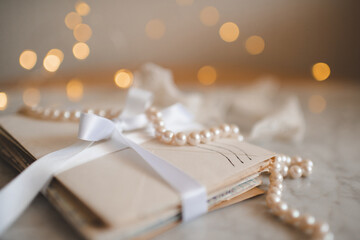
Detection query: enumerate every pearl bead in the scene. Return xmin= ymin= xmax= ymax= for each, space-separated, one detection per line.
xmin=270 ymin=172 xmax=283 ymax=183
xmin=153 ymin=119 xmax=165 ymax=128
xmin=313 ymin=222 xmax=330 ymax=238
xmin=270 ymin=182 xmax=284 ymax=191
xmin=298 ymin=214 xmax=316 ymax=233
xmin=72 ymin=110 xmax=81 ymax=120
xmin=188 ymin=132 xmax=201 ymax=146
xmin=97 ymin=109 xmax=106 ymax=117
xmin=284 ymin=208 xmax=301 ymax=224
xmin=302 ymin=159 xmax=314 ymax=168
xmin=284 ymin=156 xmax=292 ymax=166
xmin=291 ymin=156 xmax=303 ymax=165
xmin=219 ymin=124 xmax=231 ymax=137
xmin=174 ymin=132 xmax=187 ymax=146
xmin=237 ymin=134 xmax=244 ymax=141
xmin=155 ymin=127 xmax=166 ymax=139
xmin=210 ymin=127 xmax=221 ymax=140
xmin=200 ymin=130 xmax=212 ymax=144
xmin=289 ymin=165 xmax=303 ymax=179
xmin=150 ymin=111 xmax=162 ymax=121
xmin=146 ymin=106 xmax=157 ymax=116
xmin=52 ymin=109 xmax=62 ymax=119
xmin=274 ymin=155 xmax=284 ymax=164
xmin=271 ymin=162 xmax=282 ymax=172
xmin=43 ymin=108 xmax=52 ymax=117
xmin=63 ymin=111 xmax=71 ymax=120
xmin=268 ymin=187 xmax=282 ymax=197
xmin=280 ymin=165 xmax=289 ymax=177
xmin=302 ymin=165 xmax=313 ymax=177
xmin=272 ymin=201 xmax=288 ymax=216
xmin=230 ymin=124 xmax=240 ymax=137
xmin=86 ymin=108 xmax=94 ymax=114
xmin=161 ymin=130 xmax=174 ymax=144
xmin=266 ymin=194 xmax=281 ymax=207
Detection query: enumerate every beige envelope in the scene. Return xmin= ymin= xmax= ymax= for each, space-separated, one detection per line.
xmin=0 ymin=114 xmax=274 ymax=239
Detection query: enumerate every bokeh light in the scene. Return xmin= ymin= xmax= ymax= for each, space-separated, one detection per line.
xmin=47 ymin=49 xmax=64 ymax=63
xmin=145 ymin=19 xmax=166 ymax=40
xmin=114 ymin=69 xmax=133 ymax=88
xmin=0 ymin=92 xmax=8 ymax=111
xmin=197 ymin=66 xmax=217 ymax=85
xmin=312 ymin=62 xmax=331 ymax=81
xmin=19 ymin=50 xmax=37 ymax=70
xmin=73 ymin=42 xmax=90 ymax=60
xmin=219 ymin=22 xmax=239 ymax=43
xmin=23 ymin=88 xmax=41 ymax=107
xmin=75 ymin=1 xmax=90 ymax=16
xmin=176 ymin=0 xmax=194 ymax=6
xmin=43 ymin=55 xmax=61 ymax=72
xmin=308 ymin=95 xmax=326 ymax=114
xmin=245 ymin=35 xmax=265 ymax=55
xmin=67 ymin=78 xmax=84 ymax=102
xmin=200 ymin=6 xmax=219 ymax=27
xmin=65 ymin=12 xmax=82 ymax=30
xmin=73 ymin=23 xmax=92 ymax=42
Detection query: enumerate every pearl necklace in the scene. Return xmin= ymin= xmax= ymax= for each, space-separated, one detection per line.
xmin=146 ymin=106 xmax=333 ymax=239
xmin=20 ymin=104 xmax=333 ymax=239
xmin=267 ymin=155 xmax=333 ymax=239
xmin=145 ymin=106 xmax=243 ymax=145
xmin=20 ymin=105 xmax=120 ymax=121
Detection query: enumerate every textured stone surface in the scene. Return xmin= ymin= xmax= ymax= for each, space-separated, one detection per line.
xmin=1 ymin=83 xmax=359 ymax=239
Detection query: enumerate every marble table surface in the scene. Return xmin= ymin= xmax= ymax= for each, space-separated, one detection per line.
xmin=1 ymin=82 xmax=359 ymax=240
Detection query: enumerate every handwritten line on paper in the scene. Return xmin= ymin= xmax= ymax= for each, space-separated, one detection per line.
xmin=196 ymin=146 xmax=235 ymax=167
xmin=207 ymin=143 xmax=244 ymax=164
xmin=216 ymin=142 xmax=253 ymax=161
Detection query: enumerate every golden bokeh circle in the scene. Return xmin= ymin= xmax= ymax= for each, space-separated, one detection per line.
xmin=245 ymin=35 xmax=265 ymax=55
xmin=47 ymin=49 xmax=64 ymax=63
xmin=0 ymin=92 xmax=8 ymax=110
xmin=197 ymin=66 xmax=217 ymax=85
xmin=67 ymin=79 xmax=84 ymax=102
xmin=43 ymin=55 xmax=61 ymax=72
xmin=19 ymin=50 xmax=37 ymax=70
xmin=219 ymin=22 xmax=239 ymax=43
xmin=308 ymin=95 xmax=326 ymax=114
xmin=73 ymin=23 xmax=92 ymax=42
xmin=200 ymin=6 xmax=219 ymax=26
xmin=145 ymin=19 xmax=166 ymax=40
xmin=312 ymin=62 xmax=331 ymax=81
xmin=73 ymin=42 xmax=90 ymax=60
xmin=23 ymin=88 xmax=41 ymax=107
xmin=114 ymin=69 xmax=133 ymax=89
xmin=75 ymin=1 xmax=90 ymax=16
xmin=65 ymin=12 xmax=82 ymax=30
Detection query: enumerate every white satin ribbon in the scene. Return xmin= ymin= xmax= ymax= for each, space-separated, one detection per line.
xmin=0 ymin=88 xmax=207 ymax=235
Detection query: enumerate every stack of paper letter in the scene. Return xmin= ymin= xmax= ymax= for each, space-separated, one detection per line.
xmin=0 ymin=114 xmax=275 ymax=239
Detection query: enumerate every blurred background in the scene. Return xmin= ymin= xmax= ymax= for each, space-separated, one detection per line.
xmin=1 ymin=2 xmax=360 ymax=239
xmin=0 ymin=0 xmax=359 ymax=112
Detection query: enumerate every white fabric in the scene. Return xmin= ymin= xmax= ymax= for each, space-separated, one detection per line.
xmin=134 ymin=64 xmax=305 ymax=143
xmin=0 ymin=88 xmax=208 ymax=235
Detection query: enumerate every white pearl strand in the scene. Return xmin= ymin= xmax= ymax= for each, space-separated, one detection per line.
xmin=20 ymin=105 xmax=120 ymax=121
xmin=21 ymin=104 xmax=332 ymax=239
xmin=145 ymin=106 xmax=243 ymax=146
xmin=267 ymin=155 xmax=333 ymax=240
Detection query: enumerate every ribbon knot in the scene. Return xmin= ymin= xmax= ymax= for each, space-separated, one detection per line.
xmin=0 ymin=88 xmax=208 ymax=235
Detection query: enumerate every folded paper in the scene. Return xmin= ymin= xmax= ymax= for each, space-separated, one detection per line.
xmin=0 ymin=88 xmax=208 ymax=235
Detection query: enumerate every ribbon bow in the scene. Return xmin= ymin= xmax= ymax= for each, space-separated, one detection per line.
xmin=0 ymin=88 xmax=207 ymax=235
